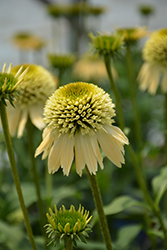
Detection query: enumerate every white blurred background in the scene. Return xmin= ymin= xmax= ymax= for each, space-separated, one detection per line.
xmin=0 ymin=0 xmax=166 ymax=67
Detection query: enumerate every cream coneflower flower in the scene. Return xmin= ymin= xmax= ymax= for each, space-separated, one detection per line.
xmin=138 ymin=28 xmax=167 ymax=94
xmin=35 ymin=82 xmax=129 ymax=176
xmin=6 ymin=64 xmax=57 ymax=138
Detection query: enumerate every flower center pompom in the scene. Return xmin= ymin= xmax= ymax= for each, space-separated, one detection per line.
xmin=11 ymin=64 xmax=56 ymax=108
xmin=143 ymin=28 xmax=167 ymax=68
xmin=44 ymin=82 xmax=115 ymax=136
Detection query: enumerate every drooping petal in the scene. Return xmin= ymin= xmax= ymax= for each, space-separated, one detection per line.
xmin=35 ymin=128 xmax=56 ymax=159
xmin=60 ymin=133 xmax=74 ymax=176
xmin=103 ymin=124 xmax=129 ymax=145
xmin=75 ymin=131 xmax=86 ymax=176
xmin=17 ymin=109 xmax=28 ymax=138
xmin=29 ymin=104 xmax=45 ymax=130
xmin=90 ymin=135 xmax=104 ymax=169
xmin=97 ymin=131 xmax=125 ymax=168
xmin=161 ymin=71 xmax=167 ymax=93
xmin=80 ymin=134 xmax=98 ymax=175
xmin=6 ymin=106 xmax=21 ymax=137
xmin=48 ymin=138 xmax=62 ymax=174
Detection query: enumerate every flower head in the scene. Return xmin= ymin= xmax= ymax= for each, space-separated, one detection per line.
xmin=12 ymin=32 xmax=45 ymax=51
xmin=48 ymin=53 xmax=76 ymax=70
xmin=138 ymin=28 xmax=167 ymax=94
xmin=47 ymin=3 xmax=105 ymax=18
xmin=35 ymin=82 xmax=129 ymax=176
xmin=6 ymin=64 xmax=57 ymax=138
xmin=116 ymin=27 xmax=148 ymax=46
xmin=89 ymin=31 xmax=124 ymax=58
xmin=138 ymin=4 xmax=155 ymax=17
xmin=45 ymin=204 xmax=92 ymax=247
xmin=0 ymin=63 xmax=28 ymax=106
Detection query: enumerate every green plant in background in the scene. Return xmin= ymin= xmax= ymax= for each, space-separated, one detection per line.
xmin=89 ymin=29 xmax=167 ymax=249
xmin=0 ymin=63 xmax=38 ymax=250
xmin=45 ymin=204 xmax=92 ymax=249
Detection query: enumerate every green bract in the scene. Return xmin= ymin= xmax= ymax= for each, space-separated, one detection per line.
xmin=89 ymin=31 xmax=124 ymax=58
xmin=0 ymin=63 xmax=28 ymax=106
xmin=45 ymin=204 xmax=92 ymax=247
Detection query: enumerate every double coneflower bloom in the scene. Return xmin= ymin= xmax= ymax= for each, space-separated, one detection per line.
xmin=138 ymin=28 xmax=167 ymax=94
xmin=6 ymin=64 xmax=57 ymax=138
xmin=35 ymin=82 xmax=129 ymax=176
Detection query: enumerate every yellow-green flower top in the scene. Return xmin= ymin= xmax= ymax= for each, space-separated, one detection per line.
xmin=47 ymin=53 xmax=76 ymax=69
xmin=11 ymin=64 xmax=57 ymax=108
xmin=47 ymin=3 xmax=105 ymax=18
xmin=12 ymin=32 xmax=45 ymax=50
xmin=89 ymin=31 xmax=124 ymax=57
xmin=143 ymin=28 xmax=167 ymax=68
xmin=0 ymin=63 xmax=28 ymax=105
xmin=44 ymin=82 xmax=115 ymax=137
xmin=116 ymin=27 xmax=148 ymax=46
xmin=45 ymin=204 xmax=92 ymax=247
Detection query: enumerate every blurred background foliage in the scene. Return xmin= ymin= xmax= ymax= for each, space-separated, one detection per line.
xmin=0 ymin=0 xmax=167 ymax=250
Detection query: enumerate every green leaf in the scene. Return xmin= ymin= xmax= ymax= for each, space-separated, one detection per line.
xmin=115 ymin=224 xmax=142 ymax=249
xmin=152 ymin=166 xmax=167 ymax=205
xmin=91 ymin=196 xmax=150 ymax=225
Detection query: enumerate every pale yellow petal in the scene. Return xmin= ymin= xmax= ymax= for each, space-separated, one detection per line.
xmin=29 ymin=105 xmax=45 ymax=130
xmin=6 ymin=106 xmax=21 ymax=137
xmin=97 ymin=131 xmax=125 ymax=168
xmin=103 ymin=124 xmax=129 ymax=145
xmin=90 ymin=135 xmax=104 ymax=169
xmin=48 ymin=138 xmax=61 ymax=174
xmin=17 ymin=110 xmax=28 ymax=138
xmin=35 ymin=128 xmax=54 ymax=158
xmin=75 ymin=131 xmax=86 ymax=176
xmin=161 ymin=71 xmax=167 ymax=93
xmin=148 ymin=67 xmax=160 ymax=94
xmin=60 ymin=133 xmax=74 ymax=176
xmin=80 ymin=134 xmax=98 ymax=175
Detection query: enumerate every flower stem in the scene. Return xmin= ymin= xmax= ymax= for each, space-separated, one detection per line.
xmin=103 ymin=56 xmax=167 ymax=247
xmin=26 ymin=118 xmax=49 ymax=249
xmin=86 ymin=167 xmax=113 ymax=250
xmin=104 ymin=54 xmax=125 ymax=130
xmin=126 ymin=45 xmax=146 ymax=180
xmin=165 ymin=93 xmax=167 ymax=166
xmin=65 ymin=238 xmax=73 ymax=250
xmin=0 ymin=101 xmax=38 ymax=250
xmin=126 ymin=45 xmax=143 ymax=151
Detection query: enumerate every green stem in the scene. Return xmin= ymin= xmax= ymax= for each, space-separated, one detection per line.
xmin=86 ymin=167 xmax=113 ymax=250
xmin=165 ymin=93 xmax=167 ymax=165
xmin=65 ymin=238 xmax=73 ymax=250
xmin=103 ymin=57 xmax=167 ymax=248
xmin=164 ymin=93 xmax=167 ymax=218
xmin=0 ymin=101 xmax=38 ymax=250
xmin=26 ymin=118 xmax=49 ymax=249
xmin=104 ymin=54 xmax=125 ymax=130
xmin=126 ymin=45 xmax=143 ymax=151
xmin=126 ymin=45 xmax=146 ymax=181
xmin=45 ymin=161 xmax=53 ymax=207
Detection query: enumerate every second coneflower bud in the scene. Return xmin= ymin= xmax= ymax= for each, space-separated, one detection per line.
xmin=45 ymin=204 xmax=92 ymax=248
